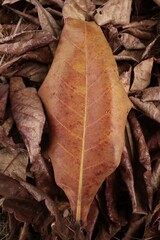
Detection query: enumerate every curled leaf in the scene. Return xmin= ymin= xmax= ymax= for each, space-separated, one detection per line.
xmin=141 ymin=87 xmax=160 ymax=102
xmin=130 ymin=96 xmax=160 ymax=123
xmin=128 ymin=110 xmax=153 ymax=210
xmin=94 ymin=0 xmax=132 ymax=26
xmin=0 ymin=30 xmax=56 ymax=55
xmin=10 ymin=77 xmax=54 ymax=196
xmin=39 ymin=18 xmax=131 ymax=225
xmin=118 ymin=63 xmax=132 ymax=93
xmin=142 ymin=35 xmax=160 ymax=59
xmin=130 ymin=58 xmax=154 ymax=91
xmin=120 ymin=33 xmax=145 ymax=50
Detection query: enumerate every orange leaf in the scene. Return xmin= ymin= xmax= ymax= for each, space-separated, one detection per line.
xmin=39 ymin=18 xmax=131 ymax=225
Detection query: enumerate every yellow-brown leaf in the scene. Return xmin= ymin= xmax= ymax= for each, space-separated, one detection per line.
xmin=38 ymin=18 xmax=131 ymax=225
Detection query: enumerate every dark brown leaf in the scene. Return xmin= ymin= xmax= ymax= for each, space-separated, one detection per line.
xmin=147 ymin=130 xmax=160 ymax=152
xmin=122 ymin=28 xmax=154 ymax=40
xmin=152 ymin=159 xmax=160 ymax=191
xmin=119 ymin=146 xmax=146 ymax=214
xmin=116 ymin=49 xmax=143 ymax=62
xmin=10 ymin=77 xmax=55 ymax=196
xmin=0 ymin=30 xmax=56 ymax=55
xmin=122 ymin=19 xmax=158 ymax=32
xmin=130 ymin=96 xmax=160 ymax=123
xmin=142 ymin=35 xmax=160 ymax=59
xmin=128 ymin=110 xmax=153 ymax=210
xmin=141 ymin=87 xmax=160 ymax=102
xmin=0 ymin=83 xmax=9 ymax=120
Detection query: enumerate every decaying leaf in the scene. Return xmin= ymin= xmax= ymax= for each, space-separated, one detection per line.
xmin=118 ymin=63 xmax=132 ymax=93
xmin=116 ymin=49 xmax=143 ymax=62
xmin=94 ymin=0 xmax=132 ymax=26
xmin=120 ymin=33 xmax=145 ymax=50
xmin=39 ymin=18 xmax=131 ymax=225
xmin=0 ymin=30 xmax=56 ymax=55
xmin=153 ymin=0 xmax=160 ymax=7
xmin=130 ymin=96 xmax=160 ymax=123
xmin=122 ymin=28 xmax=154 ymax=40
xmin=147 ymin=130 xmax=160 ymax=152
xmin=141 ymin=87 xmax=160 ymax=102
xmin=10 ymin=77 xmax=55 ymax=196
xmin=0 ymin=83 xmax=9 ymax=120
xmin=0 ymin=148 xmax=28 ymax=180
xmin=63 ymin=0 xmax=95 ymax=21
xmin=130 ymin=58 xmax=154 ymax=91
xmin=142 ymin=35 xmax=160 ymax=59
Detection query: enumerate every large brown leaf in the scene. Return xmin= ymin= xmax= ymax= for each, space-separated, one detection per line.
xmin=39 ymin=18 xmax=131 ymax=225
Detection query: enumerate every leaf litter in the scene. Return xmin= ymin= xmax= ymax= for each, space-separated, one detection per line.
xmin=0 ymin=0 xmax=160 ymax=239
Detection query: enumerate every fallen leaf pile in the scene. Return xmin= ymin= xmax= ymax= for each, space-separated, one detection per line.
xmin=0 ymin=0 xmax=160 ymax=240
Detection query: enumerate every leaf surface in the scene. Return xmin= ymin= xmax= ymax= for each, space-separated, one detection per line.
xmin=39 ymin=18 xmax=131 ymax=225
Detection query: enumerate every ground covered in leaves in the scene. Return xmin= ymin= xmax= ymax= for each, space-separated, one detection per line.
xmin=0 ymin=0 xmax=160 ymax=239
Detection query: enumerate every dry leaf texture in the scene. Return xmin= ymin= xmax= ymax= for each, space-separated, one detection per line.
xmin=39 ymin=18 xmax=131 ymax=225
xmin=0 ymin=83 xmax=9 ymax=120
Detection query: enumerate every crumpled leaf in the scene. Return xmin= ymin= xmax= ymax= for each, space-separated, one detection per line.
xmin=86 ymin=200 xmax=99 ymax=240
xmin=128 ymin=110 xmax=153 ymax=210
xmin=39 ymin=18 xmax=131 ymax=225
xmin=94 ymin=0 xmax=132 ymax=26
xmin=122 ymin=19 xmax=158 ymax=32
xmin=10 ymin=77 xmax=55 ymax=196
xmin=0 ymin=30 xmax=56 ymax=55
xmin=0 ymin=147 xmax=28 ymax=180
xmin=152 ymin=159 xmax=160 ymax=191
xmin=122 ymin=28 xmax=154 ymax=40
xmin=0 ymin=83 xmax=9 ymax=120
xmin=120 ymin=33 xmax=145 ymax=50
xmin=63 ymin=0 xmax=95 ymax=21
xmin=130 ymin=96 xmax=160 ymax=123
xmin=130 ymin=58 xmax=154 ymax=91
xmin=0 ymin=120 xmax=15 ymax=149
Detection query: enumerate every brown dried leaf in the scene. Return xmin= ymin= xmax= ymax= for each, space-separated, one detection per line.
xmin=28 ymin=0 xmax=60 ymax=53
xmin=120 ymin=33 xmax=145 ymax=50
xmin=39 ymin=18 xmax=131 ymax=225
xmin=0 ymin=83 xmax=9 ymax=120
xmin=0 ymin=30 xmax=56 ymax=55
xmin=142 ymin=35 xmax=160 ymax=59
xmin=123 ymin=19 xmax=158 ymax=32
xmin=119 ymin=147 xmax=146 ymax=214
xmin=122 ymin=28 xmax=154 ymax=40
xmin=119 ymin=63 xmax=132 ymax=93
xmin=10 ymin=77 xmax=54 ymax=196
xmin=130 ymin=58 xmax=154 ymax=91
xmin=94 ymin=0 xmax=132 ymax=26
xmin=128 ymin=110 xmax=153 ymax=210
xmin=152 ymin=159 xmax=160 ymax=191
xmin=141 ymin=87 xmax=160 ymax=102
xmin=147 ymin=130 xmax=160 ymax=152
xmin=63 ymin=0 xmax=95 ymax=21
xmin=116 ymin=49 xmax=143 ymax=62
xmin=2 ymin=0 xmax=20 ymax=4
xmin=0 ymin=148 xmax=28 ymax=180
xmin=153 ymin=0 xmax=160 ymax=7
xmin=130 ymin=96 xmax=160 ymax=123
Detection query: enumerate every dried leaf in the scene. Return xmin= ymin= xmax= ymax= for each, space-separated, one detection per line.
xmin=130 ymin=58 xmax=154 ymax=91
xmin=123 ymin=19 xmax=158 ymax=32
xmin=2 ymin=0 xmax=20 ymax=4
xmin=152 ymin=159 xmax=160 ymax=191
xmin=119 ymin=147 xmax=146 ymax=214
xmin=10 ymin=77 xmax=54 ymax=196
xmin=120 ymin=33 xmax=145 ymax=50
xmin=0 ymin=148 xmax=28 ymax=180
xmin=147 ymin=130 xmax=160 ymax=152
xmin=116 ymin=49 xmax=143 ymax=62
xmin=130 ymin=96 xmax=160 ymax=123
xmin=0 ymin=83 xmax=9 ymax=120
xmin=142 ymin=35 xmax=160 ymax=59
xmin=119 ymin=63 xmax=132 ymax=93
xmin=27 ymin=0 xmax=60 ymax=53
xmin=122 ymin=28 xmax=154 ymax=40
xmin=128 ymin=110 xmax=153 ymax=210
xmin=141 ymin=87 xmax=160 ymax=102
xmin=94 ymin=0 xmax=132 ymax=26
xmin=0 ymin=30 xmax=56 ymax=55
xmin=63 ymin=0 xmax=95 ymax=21
xmin=39 ymin=19 xmax=131 ymax=225
xmin=153 ymin=0 xmax=160 ymax=7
